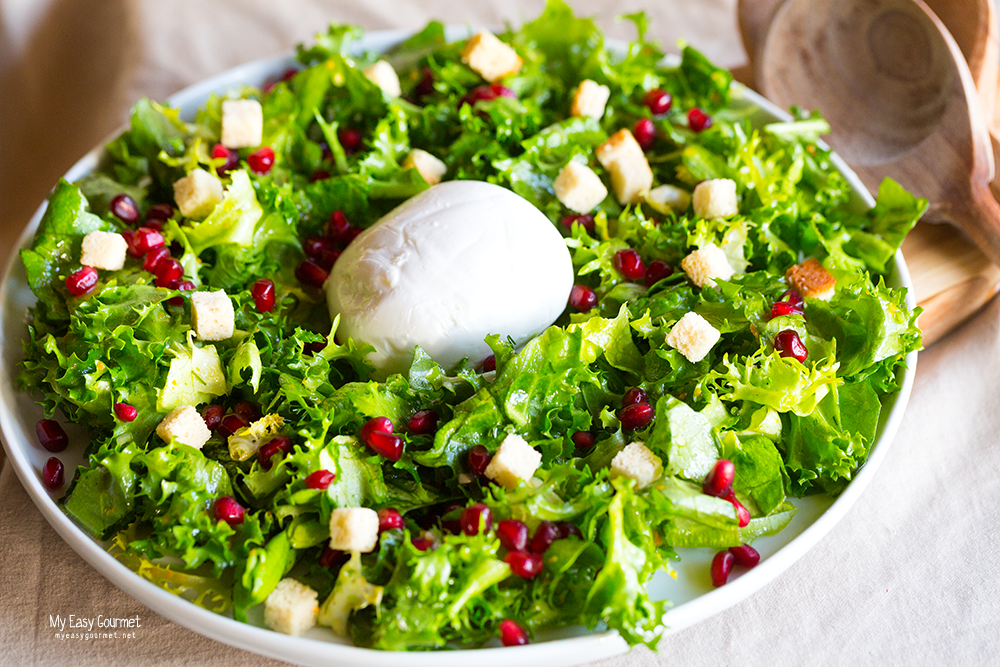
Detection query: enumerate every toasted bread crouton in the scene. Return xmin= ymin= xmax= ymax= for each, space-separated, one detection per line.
xmin=570 ymin=80 xmax=610 ymax=119
xmin=666 ymin=312 xmax=721 ymax=363
xmin=785 ymin=257 xmax=836 ymax=300
xmin=610 ymin=442 xmax=662 ymax=489
xmin=461 ymin=31 xmax=522 ymax=82
xmin=363 ymin=60 xmax=401 ymax=97
xmin=403 ymin=149 xmax=447 ymax=186
xmin=692 ymin=178 xmax=738 ymax=219
xmin=264 ymin=578 xmax=318 ymax=636
xmin=595 ymin=129 xmax=653 ymax=205
xmin=553 ymin=161 xmax=607 ymax=212
xmin=680 ymin=244 xmax=734 ymax=288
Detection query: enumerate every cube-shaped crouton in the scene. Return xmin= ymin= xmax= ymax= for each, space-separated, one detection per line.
xmin=264 ymin=578 xmax=318 ymax=636
xmin=173 ymin=169 xmax=224 ymax=219
xmin=571 ymin=79 xmax=610 ymax=119
xmin=461 ymin=30 xmax=522 ymax=82
xmin=610 ymin=442 xmax=663 ymax=489
xmin=692 ymin=178 xmax=738 ymax=219
xmin=645 ymin=184 xmax=691 ymax=214
xmin=484 ymin=433 xmax=541 ymax=489
xmin=553 ymin=161 xmax=608 ymax=213
xmin=80 ymin=231 xmax=128 ymax=271
xmin=681 ymin=244 xmax=735 ymax=288
xmin=220 ymin=99 xmax=263 ymax=149
xmin=191 ymin=290 xmax=235 ymax=341
xmin=328 ymin=507 xmax=379 ymax=553
xmin=785 ymin=258 xmax=836 ymax=300
xmin=156 ymin=405 xmax=211 ymax=449
xmin=595 ymin=129 xmax=653 ymax=205
xmin=403 ymin=149 xmax=447 ymax=186
xmin=363 ymin=60 xmax=401 ymax=97
xmin=666 ymin=312 xmax=721 ymax=363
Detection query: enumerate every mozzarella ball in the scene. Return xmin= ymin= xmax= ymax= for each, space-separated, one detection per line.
xmin=325 ymin=181 xmax=574 ymax=377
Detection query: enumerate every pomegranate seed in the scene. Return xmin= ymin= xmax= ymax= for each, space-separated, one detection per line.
xmin=65 ymin=267 xmax=98 ymax=296
xmin=774 ymin=329 xmax=808 ymax=362
xmin=622 ymin=387 xmax=647 ymax=407
xmin=645 ymin=260 xmax=673 ymax=287
xmin=560 ymin=213 xmax=595 ymax=234
xmin=724 ymin=490 xmax=751 ymax=527
xmin=114 ymin=402 xmax=137 ymax=422
xmin=146 ymin=203 xmax=174 ymax=222
xmin=467 ymin=445 xmax=492 ymax=476
xmin=489 ymin=83 xmax=517 ymax=99
xmin=782 ymin=289 xmax=804 ymax=308
xmin=613 ymin=248 xmax=646 ymax=281
xmin=213 ymin=495 xmax=245 ymax=526
xmin=166 ymin=280 xmax=194 ymax=307
xmin=568 ymin=284 xmax=598 ymax=312
xmin=338 ymin=127 xmax=363 ymax=154
xmin=305 ymin=469 xmax=336 ymax=490
xmin=499 ymin=619 xmax=530 ymax=646
xmin=310 ymin=169 xmax=331 ymax=182
xmin=109 ymin=193 xmax=140 ymax=223
xmin=618 ymin=402 xmax=654 ymax=430
xmin=202 ymin=405 xmax=224 ymax=430
xmin=482 ymin=355 xmax=496 ymax=372
xmin=378 ymin=508 xmax=404 ymax=532
xmin=703 ymin=459 xmax=735 ymax=497
xmin=131 ymin=227 xmax=165 ymax=255
xmin=258 ymin=435 xmax=292 ymax=471
xmin=303 ymin=235 xmax=333 ymax=260
xmin=633 ymin=118 xmax=656 ymax=151
xmin=36 ymin=419 xmax=69 ymax=452
xmin=412 ymin=535 xmax=434 ymax=551
xmin=296 ymin=259 xmax=328 ymax=288
xmin=505 ymin=551 xmax=544 ymax=579
xmin=319 ymin=547 xmax=347 ymax=568
xmin=440 ymin=504 xmax=463 ymax=534
xmin=248 ymin=146 xmax=275 ymax=174
xmin=318 ymin=246 xmax=341 ymax=269
xmin=367 ymin=430 xmax=404 ymax=461
xmin=688 ymin=107 xmax=712 ymax=132
xmin=143 ymin=245 xmax=171 ymax=273
xmin=41 ymin=457 xmax=65 ymax=490
xmin=407 ymin=409 xmax=438 ymax=435
xmin=218 ymin=413 xmax=248 ymax=438
xmin=644 ymin=89 xmax=673 ymax=115
xmin=251 ymin=278 xmax=276 ymax=312
xmin=326 ymin=210 xmax=352 ymax=242
xmin=571 ymin=430 xmax=595 ymax=449
xmin=459 ymin=84 xmax=515 ymax=108
xmin=122 ymin=230 xmax=137 ymax=256
xmin=531 ymin=521 xmax=560 ymax=554
xmin=211 ymin=143 xmax=239 ymax=176
xmin=711 ymin=550 xmax=735 ymax=587
xmin=556 ymin=521 xmax=582 ymax=540
xmin=304 ymin=341 xmax=326 ymax=355
xmin=154 ymin=258 xmax=183 ymax=287
xmin=729 ymin=543 xmax=761 ymax=568
xmin=234 ymin=401 xmax=262 ymax=424
xmin=497 ymin=519 xmax=529 ymax=552
xmin=144 ymin=220 xmax=164 ymax=232
xmin=361 ymin=417 xmax=393 ymax=444
xmin=460 ymin=503 xmax=493 ymax=536
xmin=770 ymin=300 xmax=804 ymax=319
xmin=414 ymin=67 xmax=435 ymax=100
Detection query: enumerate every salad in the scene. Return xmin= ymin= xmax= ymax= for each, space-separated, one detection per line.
xmin=18 ymin=0 xmax=923 ymax=651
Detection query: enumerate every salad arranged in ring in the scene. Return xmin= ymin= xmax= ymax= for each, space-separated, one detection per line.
xmin=19 ymin=0 xmax=923 ymax=650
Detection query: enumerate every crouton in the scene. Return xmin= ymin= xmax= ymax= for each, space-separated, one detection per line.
xmin=80 ymin=231 xmax=127 ymax=271
xmin=156 ymin=405 xmax=212 ymax=449
xmin=570 ymin=79 xmax=610 ymax=119
xmin=363 ymin=60 xmax=401 ymax=97
xmin=681 ymin=244 xmax=735 ymax=288
xmin=666 ymin=312 xmax=721 ymax=363
xmin=173 ymin=169 xmax=224 ymax=219
xmin=403 ymin=149 xmax=447 ymax=186
xmin=595 ymin=129 xmax=653 ymax=204
xmin=220 ymin=99 xmax=263 ymax=149
xmin=328 ymin=507 xmax=380 ymax=553
xmin=191 ymin=290 xmax=235 ymax=341
xmin=483 ymin=433 xmax=541 ymax=489
xmin=264 ymin=578 xmax=318 ymax=636
xmin=610 ymin=442 xmax=663 ymax=489
xmin=785 ymin=258 xmax=836 ymax=300
xmin=461 ymin=31 xmax=522 ymax=82
xmin=553 ymin=161 xmax=608 ymax=213
xmin=692 ymin=178 xmax=739 ymax=219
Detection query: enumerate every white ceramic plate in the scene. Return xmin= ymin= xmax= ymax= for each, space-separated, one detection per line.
xmin=0 ymin=27 xmax=917 ymax=667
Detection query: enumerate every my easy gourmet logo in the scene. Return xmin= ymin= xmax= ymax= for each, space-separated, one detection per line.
xmin=49 ymin=613 xmax=142 ymax=641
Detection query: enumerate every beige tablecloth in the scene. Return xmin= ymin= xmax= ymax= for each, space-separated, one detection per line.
xmin=1 ymin=1 xmax=998 ymax=665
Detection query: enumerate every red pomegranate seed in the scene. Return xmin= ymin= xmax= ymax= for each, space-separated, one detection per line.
xmin=146 ymin=203 xmax=174 ymax=222
xmin=724 ymin=490 xmax=751 ymax=527
xmin=703 ymin=459 xmax=735 ymax=497
xmin=440 ymin=505 xmax=463 ymax=534
xmin=729 ymin=543 xmax=761 ymax=568
xmin=248 ymin=146 xmax=275 ymax=174
xmin=645 ymin=260 xmax=673 ymax=287
xmin=258 ymin=435 xmax=292 ymax=471
xmin=412 ymin=535 xmax=434 ymax=551
xmin=304 ymin=235 xmax=333 ymax=260
xmin=688 ymin=107 xmax=713 ymax=132
xmin=568 ymin=284 xmax=598 ymax=312
xmin=482 ymin=355 xmax=496 ymax=372
xmin=143 ymin=245 xmax=171 ymax=273
xmin=326 ymin=210 xmax=351 ymax=242
xmin=459 ymin=84 xmax=514 ymax=109
xmin=367 ymin=430 xmax=404 ymax=461
xmin=489 ymin=83 xmax=517 ymax=99
xmin=212 ymin=143 xmax=239 ymax=176
xmin=633 ymin=118 xmax=656 ymax=151
xmin=318 ymin=246 xmax=341 ymax=270
xmin=122 ymin=230 xmax=137 ymax=256
xmin=467 ymin=445 xmax=492 ymax=476
xmin=218 ymin=413 xmax=248 ymax=438
xmin=361 ymin=417 xmax=393 ymax=444
xmin=36 ymin=419 xmax=68 ymax=452
xmin=644 ymin=89 xmax=673 ymax=115
xmin=613 ymin=249 xmax=646 ymax=281
xmin=154 ymin=258 xmax=183 ymax=287
xmin=114 ymin=402 xmax=137 ymax=422
xmin=310 ymin=169 xmax=331 ymax=182
xmin=304 ymin=341 xmax=326 ymax=355
xmin=66 ymin=267 xmax=98 ymax=296
xmin=618 ymin=402 xmax=654 ymax=430
xmin=531 ymin=521 xmax=560 ymax=554
xmin=131 ymin=227 xmax=164 ymax=255
xmin=234 ymin=401 xmax=261 ymax=424
xmin=144 ymin=220 xmax=164 ymax=232
xmin=504 ymin=551 xmax=544 ymax=579
xmin=109 ymin=193 xmax=140 ymax=224
xmin=202 ymin=405 xmax=224 ymax=430
xmin=556 ymin=521 xmax=582 ymax=540
xmin=166 ymin=280 xmax=194 ymax=307
xmin=296 ymin=259 xmax=328 ymax=288
xmin=571 ymin=430 xmax=595 ymax=449
xmin=770 ymin=300 xmax=804 ymax=319
xmin=378 ymin=508 xmax=404 ymax=532
xmin=41 ymin=456 xmax=65 ymax=490
xmin=497 ymin=519 xmax=529 ymax=552
xmin=622 ymin=387 xmax=647 ymax=407
xmin=774 ymin=329 xmax=808 ymax=362
xmin=711 ymin=550 xmax=735 ymax=587
xmin=338 ymin=128 xmax=363 ymax=154
xmin=305 ymin=469 xmax=336 ymax=490
xmin=407 ymin=409 xmax=438 ymax=435
xmin=251 ymin=278 xmax=276 ymax=312
xmin=414 ymin=67 xmax=435 ymax=100
xmin=782 ymin=289 xmax=804 ymax=308
xmin=560 ymin=213 xmax=595 ymax=234
xmin=460 ymin=503 xmax=493 ymax=536
xmin=499 ymin=619 xmax=529 ymax=646
xmin=213 ymin=495 xmax=245 ymax=526
xmin=319 ymin=546 xmax=347 ymax=568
